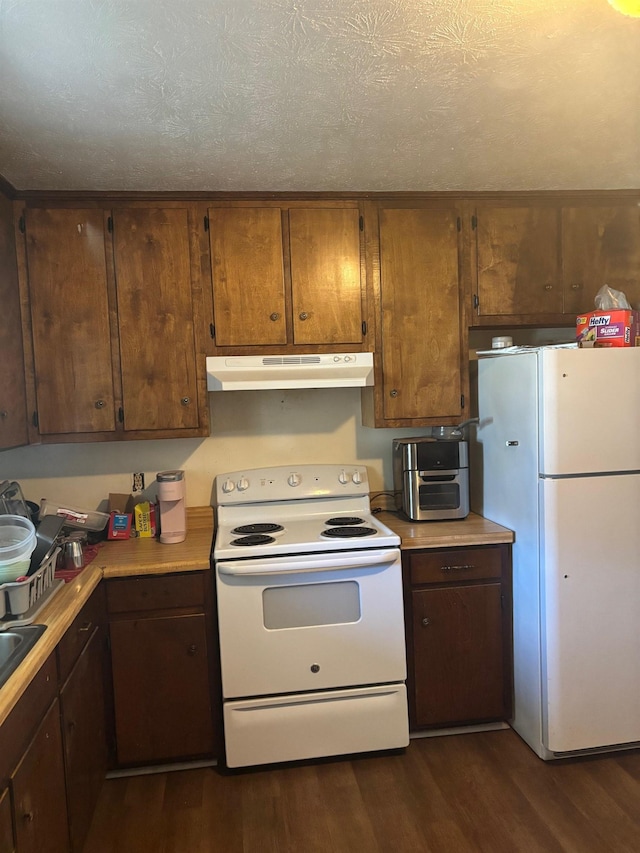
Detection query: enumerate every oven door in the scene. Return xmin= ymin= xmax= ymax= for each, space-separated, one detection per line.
xmin=215 ymin=547 xmax=406 ymax=699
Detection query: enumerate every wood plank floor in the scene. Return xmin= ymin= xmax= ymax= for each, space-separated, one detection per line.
xmin=83 ymin=729 xmax=640 ymax=853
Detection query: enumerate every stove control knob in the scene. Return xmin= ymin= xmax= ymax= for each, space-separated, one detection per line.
xmin=288 ymin=473 xmax=301 ymax=487
xmin=338 ymin=470 xmax=349 ymax=485
xmin=352 ymin=470 xmax=363 ymax=485
xmin=221 ymin=478 xmax=235 ymax=494
xmin=237 ymin=477 xmax=249 ymax=492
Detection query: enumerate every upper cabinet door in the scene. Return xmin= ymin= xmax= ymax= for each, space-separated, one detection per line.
xmin=24 ymin=208 xmax=116 ymax=435
xmin=289 ymin=208 xmax=364 ymax=345
xmin=475 ymin=205 xmax=562 ymax=317
xmin=562 ymin=205 xmax=640 ymax=315
xmin=378 ymin=207 xmax=464 ymax=423
xmin=0 ymin=193 xmax=28 ymax=449
xmin=112 ymin=207 xmax=199 ymax=431
xmin=208 ymin=207 xmax=287 ymax=346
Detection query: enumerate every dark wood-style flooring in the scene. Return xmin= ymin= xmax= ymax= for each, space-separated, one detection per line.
xmin=83 ymin=729 xmax=640 ymax=853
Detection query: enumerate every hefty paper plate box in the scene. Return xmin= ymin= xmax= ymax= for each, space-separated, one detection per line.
xmin=576 ymin=309 xmax=640 ymax=347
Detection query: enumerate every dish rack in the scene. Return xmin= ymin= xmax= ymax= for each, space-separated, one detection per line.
xmin=0 ymin=547 xmax=63 ymax=630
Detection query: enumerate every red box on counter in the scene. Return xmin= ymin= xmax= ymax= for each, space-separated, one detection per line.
xmin=576 ymin=309 xmax=640 ymax=347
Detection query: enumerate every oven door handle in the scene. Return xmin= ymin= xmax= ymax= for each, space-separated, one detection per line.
xmin=217 ymin=548 xmax=399 ymax=576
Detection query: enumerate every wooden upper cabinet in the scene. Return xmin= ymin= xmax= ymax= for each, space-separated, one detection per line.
xmin=112 ymin=207 xmax=200 ymax=431
xmin=374 ymin=206 xmax=465 ymax=425
xmin=474 ymin=205 xmax=562 ymax=318
xmin=22 ymin=208 xmax=116 ymax=435
xmin=289 ymin=208 xmax=364 ymax=345
xmin=0 ymin=191 xmax=28 ymax=450
xmin=561 ymin=205 xmax=640 ymax=315
xmin=208 ymin=207 xmax=287 ymax=346
xmin=207 ymin=202 xmax=365 ymax=352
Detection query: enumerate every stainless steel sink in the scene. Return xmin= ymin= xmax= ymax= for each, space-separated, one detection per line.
xmin=0 ymin=624 xmax=47 ymax=688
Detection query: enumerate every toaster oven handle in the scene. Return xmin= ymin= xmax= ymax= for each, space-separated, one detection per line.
xmin=217 ymin=548 xmax=400 ymax=576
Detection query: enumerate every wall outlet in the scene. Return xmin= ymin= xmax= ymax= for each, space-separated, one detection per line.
xmin=132 ymin=472 xmax=145 ymax=492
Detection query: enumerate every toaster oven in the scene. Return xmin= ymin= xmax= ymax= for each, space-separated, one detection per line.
xmin=392 ymin=437 xmax=470 ymax=521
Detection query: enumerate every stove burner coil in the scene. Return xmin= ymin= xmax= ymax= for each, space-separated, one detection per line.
xmin=230 ymin=534 xmax=276 ymax=546
xmin=231 ymin=523 xmax=284 ymax=535
xmin=325 ymin=516 xmax=365 ymax=526
xmin=321 ymin=526 xmax=377 ymax=538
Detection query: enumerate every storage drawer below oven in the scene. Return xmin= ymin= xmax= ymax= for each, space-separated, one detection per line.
xmin=223 ymin=683 xmax=409 ymax=768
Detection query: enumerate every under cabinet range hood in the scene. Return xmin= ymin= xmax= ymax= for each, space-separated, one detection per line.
xmin=206 ymin=353 xmax=374 ymax=391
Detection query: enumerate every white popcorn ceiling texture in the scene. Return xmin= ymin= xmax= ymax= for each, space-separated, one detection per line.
xmin=0 ymin=0 xmax=638 ymax=192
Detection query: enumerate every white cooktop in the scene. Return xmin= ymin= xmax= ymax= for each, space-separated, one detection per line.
xmin=213 ymin=465 xmax=399 ymax=560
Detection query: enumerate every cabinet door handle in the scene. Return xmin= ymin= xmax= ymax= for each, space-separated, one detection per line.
xmin=440 ymin=564 xmax=475 ymax=572
xmin=0 ymin=410 xmax=8 ymax=419
xmin=187 ymin=644 xmax=197 ymax=656
xmin=544 ymin=284 xmax=553 ymax=291
xmin=95 ymin=400 xmax=105 ymax=409
xmin=78 ymin=621 xmax=93 ymax=633
xmin=571 ymin=283 xmax=582 ymax=290
xmin=390 ymin=389 xmax=398 ymax=398
xmin=181 ymin=397 xmax=191 ymax=406
xmin=270 ymin=312 xmax=280 ymax=321
xmin=23 ymin=811 xmax=34 ymax=823
xmin=299 ymin=311 xmax=309 ymax=321
xmin=422 ymin=617 xmax=431 ymax=627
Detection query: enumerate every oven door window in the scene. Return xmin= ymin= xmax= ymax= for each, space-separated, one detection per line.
xmin=263 ymin=581 xmax=361 ymax=629
xmin=419 ymin=479 xmax=460 ymax=510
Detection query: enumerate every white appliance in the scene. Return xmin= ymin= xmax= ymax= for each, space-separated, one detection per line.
xmin=212 ymin=464 xmax=409 ymax=768
xmin=473 ymin=345 xmax=640 ymax=760
xmin=206 ymin=352 xmax=374 ymax=391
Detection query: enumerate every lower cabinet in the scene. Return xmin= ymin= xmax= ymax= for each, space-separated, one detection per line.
xmin=105 ymin=572 xmax=218 ymax=767
xmin=0 ymin=787 xmax=14 ymax=853
xmin=56 ymin=585 xmax=108 ymax=853
xmin=11 ymin=700 xmax=69 ymax=853
xmin=0 ymin=656 xmax=67 ymax=853
xmin=404 ymin=544 xmax=513 ymax=730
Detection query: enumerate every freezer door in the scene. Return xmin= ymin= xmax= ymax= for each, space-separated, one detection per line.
xmin=540 ymin=347 xmax=640 ymax=475
xmin=540 ymin=473 xmax=640 ymax=753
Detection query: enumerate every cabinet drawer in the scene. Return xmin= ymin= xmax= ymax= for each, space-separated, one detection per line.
xmin=409 ymin=547 xmax=502 ymax=585
xmin=57 ymin=586 xmax=104 ymax=685
xmin=106 ymin=572 xmax=206 ymax=615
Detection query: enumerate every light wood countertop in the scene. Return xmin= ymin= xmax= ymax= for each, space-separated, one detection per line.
xmin=378 ymin=510 xmax=514 ymax=549
xmin=0 ymin=506 xmax=214 ymax=727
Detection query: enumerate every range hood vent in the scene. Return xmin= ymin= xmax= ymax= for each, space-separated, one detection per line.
xmin=206 ymin=353 xmax=374 ymax=391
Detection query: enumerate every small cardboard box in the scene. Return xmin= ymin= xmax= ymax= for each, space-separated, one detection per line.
xmin=576 ymin=309 xmax=640 ymax=347
xmin=107 ymin=493 xmax=134 ymax=540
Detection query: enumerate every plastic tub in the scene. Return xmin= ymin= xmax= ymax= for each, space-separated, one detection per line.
xmin=0 ymin=515 xmax=37 ymax=583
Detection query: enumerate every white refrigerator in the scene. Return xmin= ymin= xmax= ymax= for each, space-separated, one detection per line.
xmin=472 ymin=345 xmax=640 ymax=760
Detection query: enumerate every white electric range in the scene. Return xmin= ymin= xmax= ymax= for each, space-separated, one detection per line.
xmin=212 ymin=464 xmax=409 ymax=768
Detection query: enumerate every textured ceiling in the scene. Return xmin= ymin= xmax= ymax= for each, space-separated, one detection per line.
xmin=0 ymin=0 xmax=639 ymax=192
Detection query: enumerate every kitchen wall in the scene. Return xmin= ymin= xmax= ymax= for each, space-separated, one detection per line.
xmin=0 ymin=328 xmax=573 ymax=513
xmin=0 ymin=388 xmax=427 ymax=511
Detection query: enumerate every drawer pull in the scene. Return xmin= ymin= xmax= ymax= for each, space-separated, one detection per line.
xmin=422 ymin=617 xmax=431 ymax=627
xmin=78 ymin=621 xmax=93 ymax=633
xmin=440 ymin=564 xmax=474 ymax=572
xmin=187 ymin=644 xmax=197 ymax=656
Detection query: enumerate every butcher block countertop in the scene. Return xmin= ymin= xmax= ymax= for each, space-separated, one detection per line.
xmin=0 ymin=507 xmax=214 ymax=727
xmin=378 ymin=510 xmax=514 ymax=549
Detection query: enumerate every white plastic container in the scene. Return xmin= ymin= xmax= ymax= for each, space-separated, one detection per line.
xmin=0 ymin=515 xmax=37 ymax=584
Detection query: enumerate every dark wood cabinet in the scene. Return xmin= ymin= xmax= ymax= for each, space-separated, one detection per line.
xmin=16 ymin=203 xmax=209 ymax=442
xmin=0 ymin=787 xmax=14 ymax=853
xmin=362 ymin=201 xmax=468 ymax=427
xmin=207 ymin=201 xmax=367 ymax=353
xmin=0 ymin=190 xmax=28 ymax=450
xmin=11 ymin=700 xmax=68 ymax=853
xmin=404 ymin=544 xmax=512 ymax=730
xmin=473 ymin=204 xmax=562 ymax=319
xmin=561 ymin=204 xmax=640 ymax=314
xmin=106 ymin=572 xmax=218 ymax=767
xmin=58 ymin=589 xmax=108 ymax=853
